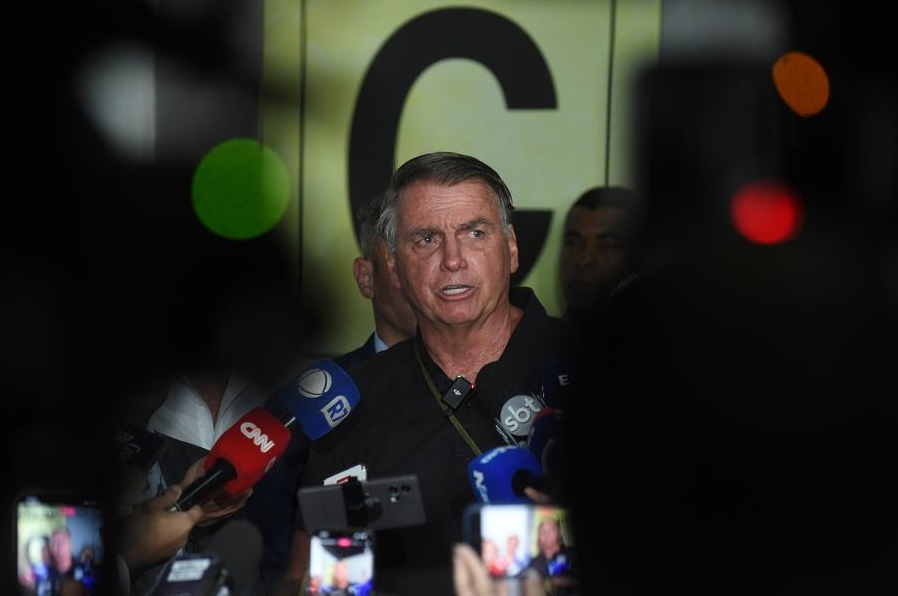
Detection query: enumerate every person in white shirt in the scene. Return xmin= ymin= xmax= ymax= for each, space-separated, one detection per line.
xmin=146 ymin=371 xmax=267 ymax=450
xmin=117 ymin=367 xmax=268 ymax=594
xmin=142 ymin=369 xmax=269 ymax=499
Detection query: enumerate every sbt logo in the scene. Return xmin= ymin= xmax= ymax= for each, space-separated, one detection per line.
xmin=240 ymin=421 xmax=276 ymax=453
xmin=320 ymin=395 xmax=352 ymax=427
xmin=500 ymin=394 xmax=543 ymax=437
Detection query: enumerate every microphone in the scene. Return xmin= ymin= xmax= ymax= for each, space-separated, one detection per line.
xmin=541 ymin=359 xmax=575 ymax=410
xmin=174 ymin=360 xmax=360 ymax=512
xmin=527 ymin=407 xmax=566 ymax=477
xmin=173 ymin=407 xmax=291 ymax=512
xmin=468 ymin=445 xmax=547 ymax=503
xmin=272 ymin=359 xmax=361 ymax=439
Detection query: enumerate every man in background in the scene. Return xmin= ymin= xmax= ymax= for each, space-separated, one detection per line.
xmin=558 ymin=186 xmax=643 ymax=323
xmin=335 ymin=191 xmax=417 ymax=370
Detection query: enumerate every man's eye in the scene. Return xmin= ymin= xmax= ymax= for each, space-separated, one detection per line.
xmin=470 ymin=229 xmax=484 ymax=238
xmin=419 ymin=234 xmax=433 ymax=244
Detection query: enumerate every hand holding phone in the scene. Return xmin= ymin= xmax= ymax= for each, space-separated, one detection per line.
xmin=15 ymin=491 xmax=104 ymax=595
xmin=463 ymin=502 xmax=578 ymax=593
xmin=452 ymin=542 xmax=545 ymax=596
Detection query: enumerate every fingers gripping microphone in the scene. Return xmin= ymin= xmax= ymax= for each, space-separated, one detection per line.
xmin=174 ymin=407 xmax=291 ymax=512
xmin=468 ymin=445 xmax=546 ymax=504
xmin=273 ymin=359 xmax=361 ymax=439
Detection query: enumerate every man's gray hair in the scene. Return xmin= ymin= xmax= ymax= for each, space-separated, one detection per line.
xmin=377 ymin=152 xmax=515 ymax=253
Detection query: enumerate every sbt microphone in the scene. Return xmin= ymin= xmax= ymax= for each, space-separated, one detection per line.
xmin=467 ymin=445 xmax=547 ymax=504
xmin=173 ymin=407 xmax=291 ymax=512
xmin=272 ymin=359 xmax=361 ymax=439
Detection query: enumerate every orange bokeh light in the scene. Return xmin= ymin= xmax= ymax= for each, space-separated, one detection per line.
xmin=772 ymin=51 xmax=830 ymax=118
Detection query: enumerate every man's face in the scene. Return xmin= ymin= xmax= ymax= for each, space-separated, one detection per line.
xmin=538 ymin=520 xmax=561 ymax=550
xmin=333 ymin=561 xmax=349 ymax=586
xmin=388 ymin=179 xmax=518 ymax=330
xmin=560 ymin=204 xmax=632 ymax=312
xmin=49 ymin=531 xmax=72 ymax=571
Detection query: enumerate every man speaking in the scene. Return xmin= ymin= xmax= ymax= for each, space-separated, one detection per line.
xmin=293 ymin=152 xmax=575 ymax=595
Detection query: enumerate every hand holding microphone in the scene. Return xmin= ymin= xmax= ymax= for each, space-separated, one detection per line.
xmin=173 ymin=406 xmax=291 ymax=512
xmin=179 ymin=456 xmax=255 ymax=527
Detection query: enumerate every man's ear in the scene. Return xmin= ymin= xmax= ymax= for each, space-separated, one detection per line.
xmin=352 ymin=257 xmax=374 ymax=299
xmin=508 ymin=225 xmax=519 ymax=274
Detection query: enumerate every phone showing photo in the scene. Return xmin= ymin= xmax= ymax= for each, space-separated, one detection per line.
xmin=14 ymin=490 xmax=104 ymax=595
xmin=307 ymin=528 xmax=374 ymax=596
xmin=463 ymin=502 xmax=577 ymax=590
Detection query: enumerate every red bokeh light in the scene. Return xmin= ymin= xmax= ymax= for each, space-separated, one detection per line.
xmin=730 ymin=181 xmax=803 ymax=244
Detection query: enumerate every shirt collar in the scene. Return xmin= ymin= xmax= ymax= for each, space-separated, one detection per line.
xmin=373 ymin=332 xmax=389 ymax=354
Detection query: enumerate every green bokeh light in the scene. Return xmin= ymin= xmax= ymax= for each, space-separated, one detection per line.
xmin=191 ymin=138 xmax=290 ymax=240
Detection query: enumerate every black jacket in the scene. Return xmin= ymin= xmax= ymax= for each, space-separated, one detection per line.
xmin=299 ymin=287 xmax=575 ymax=596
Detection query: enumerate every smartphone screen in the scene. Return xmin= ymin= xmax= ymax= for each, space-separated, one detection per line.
xmin=465 ymin=502 xmax=577 ymax=587
xmin=15 ymin=491 xmax=104 ymax=595
xmin=307 ymin=529 xmax=374 ymax=596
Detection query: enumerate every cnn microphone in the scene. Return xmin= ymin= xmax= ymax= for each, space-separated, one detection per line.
xmin=468 ymin=445 xmax=548 ymax=503
xmin=173 ymin=407 xmax=291 ymax=512
xmin=272 ymin=359 xmax=361 ymax=439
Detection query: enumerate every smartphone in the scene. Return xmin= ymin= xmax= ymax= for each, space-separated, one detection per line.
xmin=298 ymin=474 xmax=425 ymax=531
xmin=306 ymin=529 xmax=374 ymax=596
xmin=14 ymin=490 xmax=105 ymax=595
xmin=463 ymin=502 xmax=577 ymax=585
